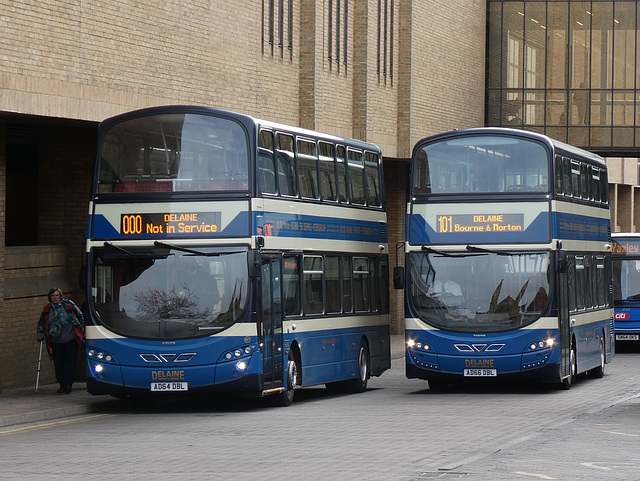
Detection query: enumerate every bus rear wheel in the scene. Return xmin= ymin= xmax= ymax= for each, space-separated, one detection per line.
xmin=589 ymin=337 xmax=605 ymax=379
xmin=560 ymin=343 xmax=577 ymax=390
xmin=346 ymin=341 xmax=370 ymax=393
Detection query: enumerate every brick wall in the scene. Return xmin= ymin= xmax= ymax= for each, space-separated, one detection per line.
xmin=0 ymin=1 xmax=300 ymax=123
xmin=1 ymin=0 xmax=486 ymax=143
xmin=37 ymin=123 xmax=96 ymax=283
xmin=3 ymin=247 xmax=81 ymax=389
xmin=407 ymin=0 xmax=487 ymax=143
xmin=0 ymin=123 xmax=94 ymax=389
xmin=384 ymin=158 xmax=410 ymax=334
xmin=0 ymin=0 xmax=490 ymax=385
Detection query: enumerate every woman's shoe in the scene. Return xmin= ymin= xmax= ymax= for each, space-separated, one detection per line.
xmin=57 ymin=387 xmax=66 ymax=394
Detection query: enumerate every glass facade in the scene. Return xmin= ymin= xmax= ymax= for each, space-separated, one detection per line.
xmin=487 ymin=1 xmax=640 ymax=153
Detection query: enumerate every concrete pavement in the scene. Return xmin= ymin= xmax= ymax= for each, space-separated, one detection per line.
xmin=0 ymin=335 xmax=407 ymax=429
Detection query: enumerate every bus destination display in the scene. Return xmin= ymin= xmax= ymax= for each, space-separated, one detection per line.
xmin=121 ymin=212 xmax=221 ymax=236
xmin=612 ymin=239 xmax=640 ymax=255
xmin=436 ymin=213 xmax=524 ymax=234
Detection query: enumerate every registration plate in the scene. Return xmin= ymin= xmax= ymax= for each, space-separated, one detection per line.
xmin=616 ymin=334 xmax=639 ymax=341
xmin=464 ymin=369 xmax=497 ymax=377
xmin=150 ymin=382 xmax=188 ymax=391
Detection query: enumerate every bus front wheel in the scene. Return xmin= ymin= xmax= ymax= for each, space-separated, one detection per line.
xmin=276 ymin=352 xmax=298 ymax=406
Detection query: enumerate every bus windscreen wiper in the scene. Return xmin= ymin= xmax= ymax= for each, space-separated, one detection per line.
xmin=103 ymin=242 xmax=136 ymax=256
xmin=466 ymin=245 xmax=517 ymax=256
xmin=103 ymin=241 xmax=169 ymax=259
xmin=421 ymin=246 xmax=475 ymax=258
xmin=153 ymin=241 xmax=244 ymax=257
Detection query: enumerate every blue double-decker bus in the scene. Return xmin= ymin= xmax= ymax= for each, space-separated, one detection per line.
xmin=612 ymin=233 xmax=640 ymax=344
xmin=397 ymin=127 xmax=613 ymax=389
xmin=84 ymin=105 xmax=390 ymax=405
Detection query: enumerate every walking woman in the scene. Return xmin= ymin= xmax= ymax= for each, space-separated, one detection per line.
xmin=36 ymin=287 xmax=85 ymax=394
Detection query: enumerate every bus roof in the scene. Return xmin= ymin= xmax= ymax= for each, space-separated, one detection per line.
xmin=100 ymin=105 xmax=381 ymax=153
xmin=412 ymin=127 xmax=605 ymax=168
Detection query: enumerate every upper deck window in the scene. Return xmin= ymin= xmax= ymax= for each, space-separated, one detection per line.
xmin=412 ymin=135 xmax=549 ymax=195
xmin=98 ymin=113 xmax=249 ymax=193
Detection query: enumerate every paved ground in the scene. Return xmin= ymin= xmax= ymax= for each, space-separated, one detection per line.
xmin=0 ymin=335 xmax=407 ymax=428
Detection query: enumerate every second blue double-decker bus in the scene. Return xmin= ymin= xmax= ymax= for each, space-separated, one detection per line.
xmin=397 ymin=127 xmax=613 ymax=390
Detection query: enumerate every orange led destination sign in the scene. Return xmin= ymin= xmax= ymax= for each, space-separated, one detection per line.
xmin=436 ymin=213 xmax=524 ymax=234
xmin=612 ymin=239 xmax=640 ymax=255
xmin=120 ymin=212 xmax=221 ymax=235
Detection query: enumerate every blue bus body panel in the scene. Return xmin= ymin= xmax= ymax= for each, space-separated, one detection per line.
xmin=405 ymin=327 xmax=561 ymax=379
xmin=290 ymin=324 xmax=391 ymax=385
xmin=86 ymin=334 xmax=262 ymax=394
xmin=86 ymin=323 xmax=391 ymax=394
xmin=407 ymin=313 xmax=610 ymax=380
xmin=614 ymin=307 xmax=640 ymax=337
xmin=553 ymin=211 xmax=611 ymax=242
xmin=255 ymin=211 xmax=387 ymax=243
xmin=409 ymin=209 xmax=610 ymax=246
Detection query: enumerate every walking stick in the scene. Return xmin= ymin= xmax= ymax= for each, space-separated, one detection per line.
xmin=35 ymin=341 xmax=43 ymax=392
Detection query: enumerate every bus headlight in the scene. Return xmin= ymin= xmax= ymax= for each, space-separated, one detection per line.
xmin=407 ymin=338 xmax=434 ymax=352
xmin=527 ymin=338 xmax=555 ymax=351
xmin=235 ymin=361 xmax=248 ymax=373
xmin=88 ymin=349 xmax=117 ymax=363
xmin=93 ymin=363 xmax=105 ymax=379
xmin=221 ymin=345 xmax=254 ymax=362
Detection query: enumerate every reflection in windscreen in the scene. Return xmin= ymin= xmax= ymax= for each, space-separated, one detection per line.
xmin=91 ymin=246 xmax=248 ymax=339
xmin=613 ymin=259 xmax=640 ymax=304
xmin=98 ymin=113 xmax=249 ymax=193
xmin=408 ymin=251 xmax=550 ymax=333
xmin=412 ymin=135 xmax=549 ymax=194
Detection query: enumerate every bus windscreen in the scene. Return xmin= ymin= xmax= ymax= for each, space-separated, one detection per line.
xmin=98 ymin=113 xmax=249 ymax=193
xmin=412 ymin=135 xmax=549 ymax=195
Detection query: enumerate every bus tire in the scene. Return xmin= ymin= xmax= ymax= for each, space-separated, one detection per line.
xmin=589 ymin=336 xmax=605 ymax=379
xmin=560 ymin=342 xmax=577 ymax=390
xmin=276 ymin=351 xmax=298 ymax=407
xmin=346 ymin=340 xmax=370 ymax=393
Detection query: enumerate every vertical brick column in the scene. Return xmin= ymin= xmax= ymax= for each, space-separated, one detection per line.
xmin=396 ymin=0 xmax=412 ymax=158
xmin=299 ymin=0 xmax=316 ymax=130
xmin=351 ymin=0 xmax=368 ymax=141
xmin=384 ymin=158 xmax=409 ymax=334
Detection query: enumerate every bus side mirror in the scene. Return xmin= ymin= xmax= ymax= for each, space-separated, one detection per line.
xmin=248 ymin=250 xmax=262 ymax=278
xmin=394 ymin=266 xmax=405 ymax=289
xmin=557 ymin=250 xmax=567 ymax=274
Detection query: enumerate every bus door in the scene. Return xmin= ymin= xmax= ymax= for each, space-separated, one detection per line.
xmin=260 ymin=254 xmax=285 ymax=391
xmin=557 ymin=268 xmax=571 ymax=378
